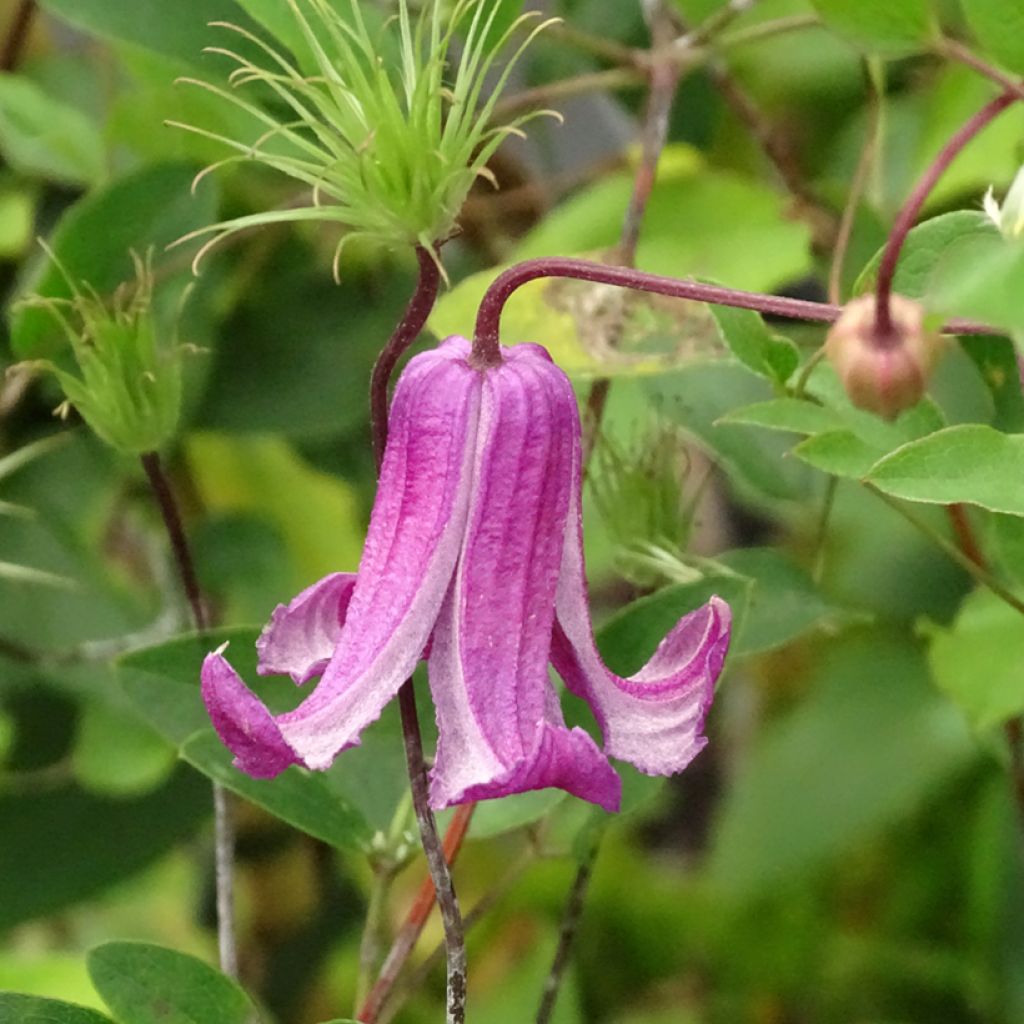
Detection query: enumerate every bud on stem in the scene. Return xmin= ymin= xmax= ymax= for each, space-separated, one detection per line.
xmin=825 ymin=293 xmax=943 ymax=420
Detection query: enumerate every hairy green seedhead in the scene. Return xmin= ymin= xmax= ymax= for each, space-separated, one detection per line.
xmin=16 ymin=251 xmax=184 ymax=455
xmin=171 ymin=0 xmax=556 ymax=277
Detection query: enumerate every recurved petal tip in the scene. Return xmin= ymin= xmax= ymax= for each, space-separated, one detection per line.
xmin=201 ymin=648 xmax=301 ymax=779
xmin=256 ymin=572 xmax=357 ymax=684
xmin=553 ymin=591 xmax=732 ymax=778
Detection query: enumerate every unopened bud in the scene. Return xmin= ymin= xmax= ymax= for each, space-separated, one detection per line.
xmin=825 ymin=293 xmax=943 ymax=420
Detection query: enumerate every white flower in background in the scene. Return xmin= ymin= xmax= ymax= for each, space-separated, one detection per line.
xmin=983 ymin=165 xmax=1024 ymax=239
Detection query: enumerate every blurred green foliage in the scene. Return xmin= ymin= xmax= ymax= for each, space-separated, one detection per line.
xmin=2 ymin=1 xmax=1024 ymax=1023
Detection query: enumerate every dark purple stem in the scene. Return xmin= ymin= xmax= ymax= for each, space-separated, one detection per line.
xmin=370 ymin=246 xmax=442 ymax=465
xmin=535 ymin=829 xmax=602 ymax=1024
xmin=471 ymin=257 xmax=996 ymax=365
xmin=140 ymin=451 xmax=208 ymax=633
xmin=139 ymin=451 xmax=237 ymax=978
xmin=874 ymin=90 xmax=1017 ymax=338
xmin=1 ymin=0 xmax=35 ymax=73
xmin=369 ymin=245 xmax=466 ymax=1024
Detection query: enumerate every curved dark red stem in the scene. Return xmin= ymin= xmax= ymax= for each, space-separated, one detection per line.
xmin=874 ymin=90 xmax=1017 ymax=339
xmin=471 ymin=257 xmax=996 ymax=364
xmin=370 ymin=246 xmax=442 ymax=465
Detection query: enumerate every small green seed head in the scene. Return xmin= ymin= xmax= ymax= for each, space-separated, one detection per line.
xmin=15 ymin=250 xmax=184 ymax=455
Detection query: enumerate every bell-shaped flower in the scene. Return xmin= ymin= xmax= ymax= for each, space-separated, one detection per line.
xmin=202 ymin=337 xmax=731 ymax=812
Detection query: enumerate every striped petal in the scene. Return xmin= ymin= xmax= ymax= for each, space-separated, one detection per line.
xmin=427 ymin=344 xmax=621 ymax=812
xmin=551 ymin=424 xmax=731 ymax=777
xmin=203 ymin=337 xmax=482 ymax=776
xmin=256 ymin=572 xmax=357 ymax=684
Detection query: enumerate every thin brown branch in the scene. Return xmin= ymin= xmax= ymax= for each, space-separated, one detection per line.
xmin=358 ymin=803 xmax=476 ymax=1023
xmin=829 ymin=61 xmax=882 ymax=305
xmin=581 ymin=0 xmax=682 ymax=463
xmin=940 ymin=38 xmax=1024 ymax=102
xmin=942 ymin=503 xmax=1024 ymax=828
xmin=0 ymin=0 xmax=35 ymax=73
xmin=536 ymin=829 xmax=603 ymax=1024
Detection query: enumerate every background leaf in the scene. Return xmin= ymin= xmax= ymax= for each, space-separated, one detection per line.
xmin=963 ymin=0 xmax=1024 ymax=75
xmin=809 ymin=0 xmax=932 ymax=55
xmin=0 ymin=994 xmax=114 ymax=1024
xmin=86 ymin=942 xmax=254 ymax=1024
xmin=866 ymin=425 xmax=1024 ymax=515
xmin=0 ymin=75 xmax=104 ymax=186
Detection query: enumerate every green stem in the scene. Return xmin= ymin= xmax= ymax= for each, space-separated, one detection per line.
xmin=867 ymin=484 xmax=1024 ymax=618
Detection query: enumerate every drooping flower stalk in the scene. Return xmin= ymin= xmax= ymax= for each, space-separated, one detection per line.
xmin=470 ymin=257 xmax=998 ymax=368
xmin=873 ymin=89 xmax=1017 ymax=338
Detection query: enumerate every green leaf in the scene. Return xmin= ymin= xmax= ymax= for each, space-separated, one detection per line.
xmin=960 ymin=334 xmax=1024 ymax=433
xmin=38 ymin=0 xmax=249 ymax=68
xmin=0 ymin=994 xmax=114 ymax=1024
xmin=809 ymin=0 xmax=932 ymax=55
xmin=792 ymin=429 xmax=884 ymax=478
xmin=118 ymin=628 xmax=254 ymax=747
xmin=866 ymin=425 xmax=1024 ymax=515
xmin=86 ymin=942 xmax=254 ymax=1024
xmin=11 ymin=163 xmax=218 ymax=359
xmin=0 ymin=184 xmax=33 ymax=259
xmin=709 ymin=630 xmax=975 ymax=897
xmin=963 ymin=0 xmax=1024 ymax=75
xmin=186 ymin=434 xmax=363 ymax=587
xmin=719 ymin=398 xmax=847 ymax=435
xmin=469 ymin=790 xmax=566 ymax=840
xmin=927 ymin=588 xmax=1024 ymax=729
xmin=717 ymin=548 xmax=857 ymax=656
xmin=0 ymin=75 xmax=104 ymax=187
xmin=181 ymin=729 xmax=372 ymax=851
xmin=120 ymin=629 xmax=374 ymax=849
xmin=855 ymin=211 xmax=998 ymax=299
xmin=0 ymin=768 xmax=208 ymax=930
xmin=72 ymin=702 xmax=176 ymax=797
xmin=708 ymin=304 xmax=799 ymax=386
xmin=645 ymin=366 xmax=815 ymax=502
xmin=931 ymin=234 xmax=1024 ymax=334
xmin=993 ymin=513 xmax=1024 ymax=586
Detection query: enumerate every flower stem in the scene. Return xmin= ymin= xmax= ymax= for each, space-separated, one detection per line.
xmin=582 ymin=0 xmax=683 ymax=459
xmin=397 ymin=687 xmax=467 ymax=1024
xmin=866 ymin=484 xmax=1024 ymax=619
xmin=370 ymin=246 xmax=442 ymax=465
xmin=358 ymin=803 xmax=476 ymax=1023
xmin=1 ymin=0 xmax=35 ymax=72
xmin=470 ymin=257 xmax=997 ymax=366
xmin=873 ymin=90 xmax=1017 ymax=338
xmin=139 ymin=451 xmax=237 ymax=979
xmin=939 ymin=38 xmax=1024 ymax=102
xmin=369 ymin=247 xmax=466 ymax=1024
xmin=140 ymin=452 xmax=208 ymax=633
xmin=535 ymin=823 xmax=605 ymax=1024
xmin=940 ymin=503 xmax=1024 ymax=828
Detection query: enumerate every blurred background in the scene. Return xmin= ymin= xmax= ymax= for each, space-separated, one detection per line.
xmin=2 ymin=1 xmax=1024 ymax=1022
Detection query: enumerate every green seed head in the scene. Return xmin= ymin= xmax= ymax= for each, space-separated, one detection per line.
xmin=15 ymin=249 xmax=184 ymax=455
xmin=171 ymin=0 xmax=557 ymax=277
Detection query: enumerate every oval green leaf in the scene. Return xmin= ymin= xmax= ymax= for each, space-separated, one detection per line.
xmin=86 ymin=942 xmax=254 ymax=1024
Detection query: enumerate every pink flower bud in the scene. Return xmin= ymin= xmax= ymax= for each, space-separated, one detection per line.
xmin=825 ymin=293 xmax=943 ymax=420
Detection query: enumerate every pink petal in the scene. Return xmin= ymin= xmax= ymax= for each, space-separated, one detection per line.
xmin=276 ymin=338 xmax=482 ymax=770
xmin=256 ymin=572 xmax=357 ymax=684
xmin=551 ymin=420 xmax=732 ymax=777
xmin=427 ymin=344 xmax=621 ymax=812
xmin=202 ymin=646 xmax=300 ymax=779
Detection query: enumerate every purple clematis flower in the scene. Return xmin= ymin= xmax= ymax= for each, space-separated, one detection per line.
xmin=201 ymin=336 xmax=731 ymax=813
